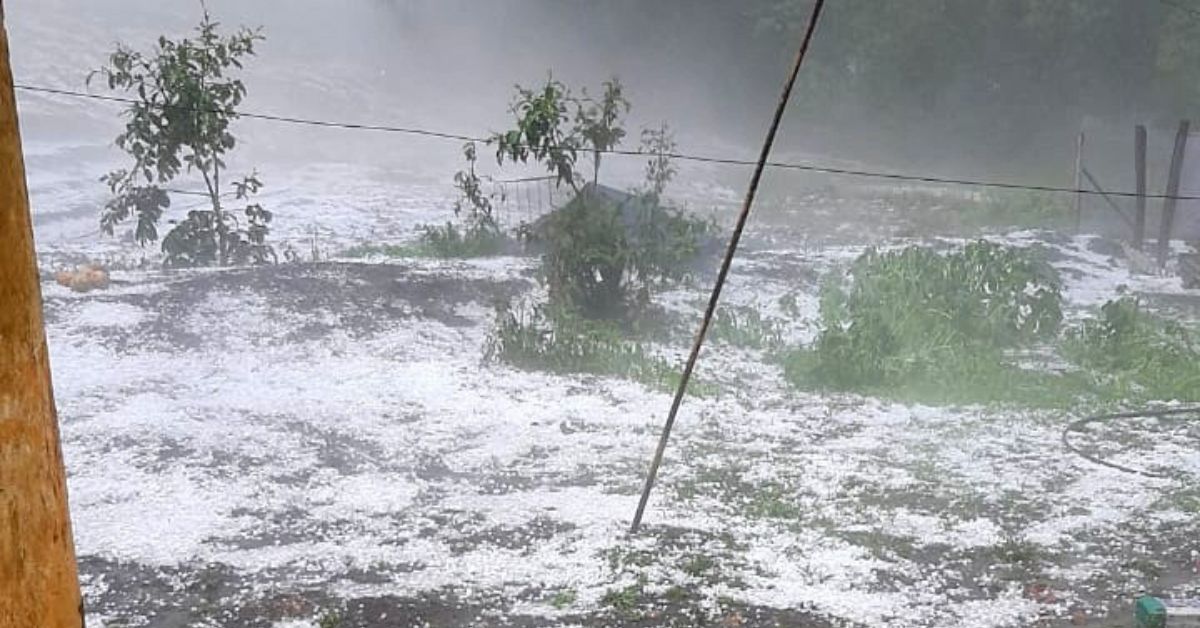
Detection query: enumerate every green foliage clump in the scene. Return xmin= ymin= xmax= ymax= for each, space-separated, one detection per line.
xmin=476 ymin=75 xmax=715 ymax=388
xmin=343 ymin=223 xmax=508 ymax=260
xmin=93 ymin=9 xmax=272 ymax=267
xmin=549 ymin=588 xmax=577 ymax=610
xmin=340 ymin=243 xmax=412 ymax=259
xmin=477 ymin=75 xmax=711 ymax=317
xmin=415 ymin=222 xmax=508 ymax=258
xmin=600 ymin=580 xmax=644 ymax=614
xmin=485 ymin=300 xmax=715 ymax=394
xmin=784 ymin=241 xmax=1063 ymax=399
xmin=316 ymin=609 xmax=343 ymax=628
xmin=534 ymin=193 xmax=713 ymax=317
xmin=710 ymin=304 xmax=782 ymax=350
xmin=1064 ymin=297 xmax=1200 ymax=402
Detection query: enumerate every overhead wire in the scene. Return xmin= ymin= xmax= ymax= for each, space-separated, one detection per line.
xmin=16 ymin=82 xmax=1200 ymax=204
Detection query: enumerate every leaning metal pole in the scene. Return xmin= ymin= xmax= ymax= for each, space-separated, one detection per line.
xmin=0 ymin=2 xmax=86 ymax=626
xmin=630 ymin=0 xmax=828 ymax=534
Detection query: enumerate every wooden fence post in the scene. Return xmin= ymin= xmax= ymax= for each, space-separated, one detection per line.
xmin=0 ymin=3 xmax=86 ymax=626
xmin=1135 ymin=125 xmax=1147 ymax=250
xmin=1159 ymin=120 xmax=1190 ymax=269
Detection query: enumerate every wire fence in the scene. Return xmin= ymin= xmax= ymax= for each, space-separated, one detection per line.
xmin=489 ymin=176 xmax=567 ymax=229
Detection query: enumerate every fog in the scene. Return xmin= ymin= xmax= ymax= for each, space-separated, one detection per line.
xmin=10 ymin=3 xmax=1200 ymax=627
xmin=10 ymin=0 xmax=785 ymax=184
xmin=12 ymin=0 xmax=1188 ymax=193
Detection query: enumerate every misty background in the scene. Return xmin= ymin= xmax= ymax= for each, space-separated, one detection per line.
xmin=10 ymin=0 xmax=1200 ymax=214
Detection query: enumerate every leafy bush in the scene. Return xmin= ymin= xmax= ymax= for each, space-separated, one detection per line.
xmin=161 ymin=177 xmax=274 ymax=267
xmin=474 ymin=76 xmax=710 ymax=317
xmin=533 ymin=193 xmax=713 ymax=316
xmin=784 ymin=241 xmax=1063 ymax=395
xmin=1064 ymin=297 xmax=1200 ymax=402
xmin=476 ymin=76 xmax=715 ymax=386
xmin=93 ymin=9 xmax=272 ymax=267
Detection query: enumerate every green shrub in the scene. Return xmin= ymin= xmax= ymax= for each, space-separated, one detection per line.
xmin=534 ymin=193 xmax=712 ymax=317
xmin=478 ymin=76 xmax=711 ymax=318
xmin=784 ymin=241 xmax=1063 ymax=398
xmin=1064 ymin=297 xmax=1200 ymax=402
xmin=94 ymin=10 xmax=272 ymax=267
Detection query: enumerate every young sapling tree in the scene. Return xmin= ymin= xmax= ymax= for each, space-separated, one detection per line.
xmin=92 ymin=7 xmax=273 ymax=267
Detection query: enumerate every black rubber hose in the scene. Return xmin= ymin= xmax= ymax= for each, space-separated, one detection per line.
xmin=1062 ymin=406 xmax=1200 ymax=478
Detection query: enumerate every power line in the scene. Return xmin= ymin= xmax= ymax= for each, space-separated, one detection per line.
xmin=164 ymin=187 xmax=234 ymax=198
xmin=16 ymin=82 xmax=1200 ymax=203
xmin=16 ymin=83 xmax=479 ymax=143
xmin=494 ymin=175 xmax=556 ymax=184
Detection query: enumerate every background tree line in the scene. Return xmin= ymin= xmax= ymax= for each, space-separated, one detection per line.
xmin=750 ymin=0 xmax=1200 ymax=178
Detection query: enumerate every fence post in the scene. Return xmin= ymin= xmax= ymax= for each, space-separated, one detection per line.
xmin=1159 ymin=120 xmax=1190 ymax=269
xmin=1135 ymin=124 xmax=1147 ymax=250
xmin=1074 ymin=131 xmax=1085 ymax=234
xmin=0 ymin=3 xmax=86 ymax=626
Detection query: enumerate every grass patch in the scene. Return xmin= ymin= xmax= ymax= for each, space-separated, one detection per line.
xmin=883 ymin=189 xmax=1072 ymax=232
xmin=994 ymin=536 xmax=1043 ymax=566
xmin=317 ymin=609 xmax=344 ymax=628
xmin=341 ymin=243 xmax=419 ymax=259
xmin=744 ymin=483 xmax=804 ymax=520
xmin=664 ymin=585 xmax=690 ymax=604
xmin=549 ymin=588 xmax=577 ymax=610
xmin=343 ymin=222 xmax=509 ymax=259
xmin=600 ymin=577 xmax=645 ymax=614
xmin=681 ymin=554 xmax=716 ymax=578
xmin=963 ymin=190 xmax=1073 ymax=230
xmin=485 ymin=300 xmax=718 ymax=395
xmin=1160 ymin=485 xmax=1200 ymax=514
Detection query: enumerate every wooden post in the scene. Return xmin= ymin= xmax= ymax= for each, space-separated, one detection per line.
xmin=1135 ymin=125 xmax=1147 ymax=250
xmin=1159 ymin=120 xmax=1190 ymax=269
xmin=0 ymin=3 xmax=86 ymax=627
xmin=1074 ymin=131 xmax=1085 ymax=234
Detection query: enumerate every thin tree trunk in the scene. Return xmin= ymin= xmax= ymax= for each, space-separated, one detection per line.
xmin=200 ymin=165 xmax=224 ymax=264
